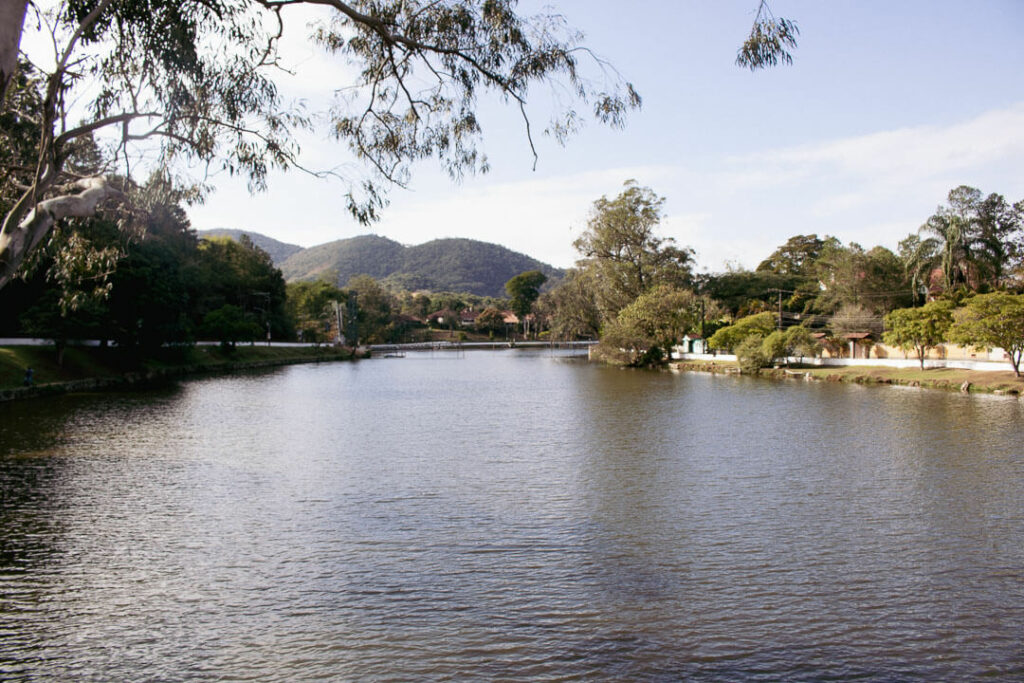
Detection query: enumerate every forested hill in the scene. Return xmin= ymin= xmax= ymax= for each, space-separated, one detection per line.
xmin=201 ymin=229 xmax=305 ymax=264
xmin=199 ymin=231 xmax=564 ymax=297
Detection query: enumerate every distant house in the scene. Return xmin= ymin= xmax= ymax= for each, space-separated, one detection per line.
xmin=459 ymin=310 xmax=479 ymax=327
xmin=502 ymin=311 xmax=519 ymax=325
xmin=427 ymin=309 xmax=459 ymax=327
xmin=679 ymin=334 xmax=706 ymax=354
xmin=844 ymin=332 xmax=874 ymax=359
xmin=816 ymin=331 xmax=875 ymax=359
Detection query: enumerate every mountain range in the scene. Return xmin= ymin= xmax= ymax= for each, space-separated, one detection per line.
xmin=200 ymin=230 xmax=565 ymax=298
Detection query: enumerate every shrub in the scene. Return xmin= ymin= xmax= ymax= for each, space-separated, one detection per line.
xmin=736 ymin=334 xmax=769 ymax=374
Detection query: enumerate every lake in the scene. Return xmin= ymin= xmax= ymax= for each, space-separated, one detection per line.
xmin=1 ymin=349 xmax=1022 ymax=680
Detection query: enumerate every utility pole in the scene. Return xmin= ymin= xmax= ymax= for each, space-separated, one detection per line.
xmin=777 ymin=289 xmax=783 ymax=331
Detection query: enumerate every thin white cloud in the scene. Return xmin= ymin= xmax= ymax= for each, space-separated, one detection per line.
xmin=726 ymin=103 xmax=1024 ymax=190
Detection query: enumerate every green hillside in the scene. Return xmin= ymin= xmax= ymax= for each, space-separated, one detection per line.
xmin=199 ymin=229 xmax=304 ymax=264
xmin=280 ymin=234 xmax=563 ymax=297
xmin=280 ymin=234 xmax=407 ymax=283
xmin=387 ymin=238 xmax=563 ymax=296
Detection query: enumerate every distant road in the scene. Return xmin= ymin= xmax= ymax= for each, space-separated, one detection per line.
xmin=0 ymin=338 xmax=321 ymax=348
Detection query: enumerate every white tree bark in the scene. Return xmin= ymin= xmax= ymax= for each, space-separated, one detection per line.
xmin=0 ymin=177 xmax=124 ymax=288
xmin=0 ymin=0 xmax=29 ymax=101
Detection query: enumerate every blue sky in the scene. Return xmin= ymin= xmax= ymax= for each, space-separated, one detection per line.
xmin=187 ymin=0 xmax=1024 ymax=272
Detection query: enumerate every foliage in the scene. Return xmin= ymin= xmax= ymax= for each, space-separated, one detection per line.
xmin=598 ymin=285 xmax=699 ymax=366
xmin=736 ymin=1 xmax=800 ymax=70
xmin=830 ymin=303 xmax=884 ymax=338
xmin=2 ymin=0 xmax=640 ymax=288
xmin=707 ymin=312 xmax=776 ymax=353
xmin=202 ymin=304 xmax=260 ymax=350
xmin=882 ymin=300 xmax=954 ymax=370
xmin=735 ymin=334 xmax=769 ymax=374
xmin=286 ymin=279 xmax=347 ymax=344
xmin=537 ymin=269 xmax=601 ymax=340
xmin=505 ymin=270 xmax=547 ymax=320
xmin=756 ymin=234 xmax=829 ymax=276
xmin=760 ymin=325 xmax=820 ymax=365
xmin=782 ymin=325 xmax=821 ymax=360
xmin=346 ymin=274 xmax=396 ymax=344
xmin=574 ymin=180 xmax=694 ymax=321
xmin=698 ymin=268 xmax=809 ymax=318
xmin=474 ymin=306 xmax=506 ymax=336
xmin=194 ymin=235 xmax=290 ymax=339
xmin=19 ymin=289 xmax=105 ymax=365
xmin=901 ymin=186 xmax=1024 ymax=297
xmin=202 ymin=229 xmax=304 ymax=264
xmin=948 ymin=292 xmax=1024 ymax=376
xmin=811 ymin=242 xmax=910 ymax=315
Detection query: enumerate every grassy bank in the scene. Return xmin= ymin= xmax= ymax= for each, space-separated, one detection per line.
xmin=1 ymin=344 xmax=356 ymax=401
xmin=672 ymin=360 xmax=1024 ymax=395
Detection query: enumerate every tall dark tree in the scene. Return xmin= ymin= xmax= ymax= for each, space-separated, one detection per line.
xmin=505 ymin=270 xmax=547 ymax=320
xmin=902 ymin=186 xmax=1023 ymax=296
xmin=573 ymin=180 xmax=694 ymax=321
xmin=756 ymin=234 xmax=832 ymax=276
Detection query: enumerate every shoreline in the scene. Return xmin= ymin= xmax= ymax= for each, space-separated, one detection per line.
xmin=0 ymin=345 xmax=358 ymax=403
xmin=670 ymin=360 xmax=1024 ymax=396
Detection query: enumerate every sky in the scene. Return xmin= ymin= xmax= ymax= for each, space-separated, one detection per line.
xmin=184 ymin=0 xmax=1024 ymax=273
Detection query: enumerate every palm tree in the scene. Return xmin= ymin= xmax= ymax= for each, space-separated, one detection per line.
xmin=899 ymin=233 xmax=939 ymax=305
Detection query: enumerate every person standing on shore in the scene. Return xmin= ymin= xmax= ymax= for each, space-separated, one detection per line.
xmin=23 ymin=367 xmax=32 ymax=387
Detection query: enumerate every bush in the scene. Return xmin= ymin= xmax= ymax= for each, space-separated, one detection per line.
xmin=736 ymin=334 xmax=769 ymax=374
xmin=708 ymin=312 xmax=776 ymax=352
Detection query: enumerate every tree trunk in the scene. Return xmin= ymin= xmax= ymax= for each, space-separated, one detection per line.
xmin=0 ymin=177 xmax=123 ymax=289
xmin=0 ymin=0 xmax=29 ymax=102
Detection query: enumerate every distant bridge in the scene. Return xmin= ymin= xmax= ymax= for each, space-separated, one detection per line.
xmin=368 ymin=340 xmax=596 ymax=355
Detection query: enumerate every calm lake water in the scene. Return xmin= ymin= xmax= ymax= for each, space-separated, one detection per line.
xmin=1 ymin=349 xmax=1023 ymax=680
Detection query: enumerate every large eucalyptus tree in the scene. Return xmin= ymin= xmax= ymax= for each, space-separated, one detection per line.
xmin=0 ymin=0 xmax=796 ymax=292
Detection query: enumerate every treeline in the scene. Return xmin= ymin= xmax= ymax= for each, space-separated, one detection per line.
xmin=536 ymin=181 xmax=1024 ymax=371
xmin=0 ymin=178 xmax=290 ymax=361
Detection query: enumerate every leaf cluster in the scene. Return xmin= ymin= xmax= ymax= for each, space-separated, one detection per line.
xmin=735 ymin=1 xmax=799 ymax=70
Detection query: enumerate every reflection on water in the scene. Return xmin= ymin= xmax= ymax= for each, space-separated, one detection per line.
xmin=1 ymin=350 xmax=1023 ymax=680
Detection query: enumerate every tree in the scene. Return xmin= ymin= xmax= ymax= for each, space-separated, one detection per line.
xmin=902 ymin=186 xmax=1023 ymax=297
xmin=202 ymin=304 xmax=260 ymax=350
xmin=882 ymin=300 xmax=954 ymax=370
xmin=0 ymin=0 xmax=644 ymax=290
xmin=735 ymin=333 xmax=769 ymax=374
xmin=573 ymin=180 xmax=694 ymax=320
xmin=707 ymin=311 xmax=776 ymax=353
xmin=286 ymin=278 xmax=348 ymax=343
xmin=346 ymin=274 xmax=395 ymax=344
xmin=192 ymin=235 xmax=289 ymax=339
xmin=505 ymin=270 xmax=546 ymax=318
xmin=698 ymin=268 xmax=809 ymax=318
xmin=474 ymin=306 xmax=505 ymax=337
xmin=505 ymin=269 xmax=546 ymax=337
xmin=948 ymin=292 xmax=1024 ymax=376
xmin=830 ymin=303 xmax=884 ymax=339
xmin=537 ymin=268 xmax=601 ymax=341
xmin=809 ymin=241 xmax=910 ymax=315
xmin=756 ymin=234 xmax=828 ymax=276
xmin=761 ymin=325 xmax=820 ymax=366
xmin=598 ymin=285 xmax=698 ymax=366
